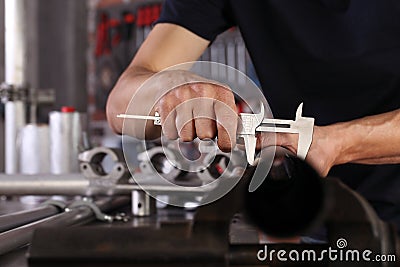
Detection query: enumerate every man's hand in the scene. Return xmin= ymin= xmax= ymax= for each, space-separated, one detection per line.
xmin=259 ymin=107 xmax=400 ymax=176
xmin=258 ymin=126 xmax=339 ymax=177
xmin=156 ymin=82 xmax=238 ymax=152
xmin=264 ymin=126 xmax=339 ymax=177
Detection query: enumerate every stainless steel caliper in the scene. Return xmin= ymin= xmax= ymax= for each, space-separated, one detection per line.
xmin=117 ymin=103 xmax=314 ymax=166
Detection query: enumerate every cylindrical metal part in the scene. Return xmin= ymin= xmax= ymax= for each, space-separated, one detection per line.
xmin=0 ymin=208 xmax=91 ymax=256
xmin=5 ymin=0 xmax=26 ymax=85
xmin=19 ymin=124 xmax=50 ymax=174
xmin=5 ymin=101 xmax=25 ymax=174
xmin=4 ymin=0 xmax=27 ymax=174
xmin=50 ymin=110 xmax=84 ymax=174
xmin=0 ymin=197 xmax=129 ymax=255
xmin=244 ymin=147 xmax=326 ymax=238
xmin=0 ymin=174 xmax=90 ymax=196
xmin=0 ymin=173 xmax=212 ymax=196
xmin=132 ymin=190 xmax=156 ymax=217
xmin=0 ymin=174 xmax=210 ymax=196
xmin=0 ymin=205 xmax=60 ymax=233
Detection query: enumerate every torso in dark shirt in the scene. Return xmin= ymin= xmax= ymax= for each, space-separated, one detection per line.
xmin=157 ymin=0 xmax=400 ymax=231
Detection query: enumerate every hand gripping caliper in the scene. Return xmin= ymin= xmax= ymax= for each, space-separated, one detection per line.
xmin=117 ymin=103 xmax=314 ymax=166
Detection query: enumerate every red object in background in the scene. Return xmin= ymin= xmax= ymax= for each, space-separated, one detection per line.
xmin=112 ymin=33 xmax=121 ymax=47
xmin=95 ymin=13 xmax=111 ymax=57
xmin=109 ymin=18 xmax=122 ymax=47
xmin=109 ymin=18 xmax=120 ymax=27
xmin=124 ymin=13 xmax=135 ymax=24
xmin=61 ymin=106 xmax=76 ymax=113
xmin=151 ymin=5 xmax=160 ymax=24
xmin=215 ymin=164 xmax=224 ymax=175
xmin=137 ymin=4 xmax=161 ymax=28
xmin=96 ymin=12 xmax=134 ymax=57
xmin=236 ymin=101 xmax=245 ymax=114
xmin=97 ymin=0 xmax=124 ymax=9
xmin=136 ymin=7 xmax=145 ymax=27
xmin=144 ymin=6 xmax=152 ymax=26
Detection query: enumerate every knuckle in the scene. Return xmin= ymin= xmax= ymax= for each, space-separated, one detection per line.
xmin=179 ymin=127 xmax=195 ymax=142
xmin=158 ymin=98 xmax=179 ymax=123
xmin=190 ymin=83 xmax=219 ymax=98
xmin=157 ymin=97 xmax=173 ymax=113
xmin=217 ymin=119 xmax=237 ymax=136
xmin=175 ymin=86 xmax=192 ymax=100
xmin=218 ymin=141 xmax=232 ymax=152
xmin=190 ymin=83 xmax=208 ymax=93
xmin=159 ymin=91 xmax=174 ymax=103
xmin=217 ymin=131 xmax=236 ymax=152
xmin=157 ymin=103 xmax=166 ymax=115
xmin=197 ymin=130 xmax=215 ymax=140
xmin=217 ymin=86 xmax=234 ymax=98
xmin=180 ymin=134 xmax=195 ymax=142
xmin=163 ymin=131 xmax=178 ymax=140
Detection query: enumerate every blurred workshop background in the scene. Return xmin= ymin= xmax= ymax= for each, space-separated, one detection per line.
xmin=0 ymin=0 xmax=254 ymax=174
xmin=0 ymin=2 xmax=399 ymax=266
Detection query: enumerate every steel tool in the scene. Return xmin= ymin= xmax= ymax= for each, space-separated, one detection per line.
xmin=117 ymin=103 xmax=314 ymax=165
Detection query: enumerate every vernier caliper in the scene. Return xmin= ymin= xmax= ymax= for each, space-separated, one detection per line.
xmin=117 ymin=103 xmax=314 ymax=166
xmin=237 ymin=103 xmax=314 ymax=165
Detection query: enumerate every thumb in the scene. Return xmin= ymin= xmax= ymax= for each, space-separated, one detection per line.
xmin=257 ymin=132 xmax=298 ymax=154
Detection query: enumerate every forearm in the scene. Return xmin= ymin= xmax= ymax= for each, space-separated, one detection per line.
xmin=106 ymin=23 xmax=209 ymax=138
xmin=331 ymin=109 xmax=400 ymax=165
xmin=106 ymin=66 xmax=160 ymax=138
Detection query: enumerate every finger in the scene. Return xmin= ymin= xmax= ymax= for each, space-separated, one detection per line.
xmin=256 ymin=132 xmax=276 ymax=149
xmin=175 ymin=101 xmax=196 ymax=142
xmin=214 ymin=99 xmax=238 ymax=152
xmin=157 ymin=96 xmax=178 ymax=140
xmin=193 ymin=98 xmax=217 ymax=140
xmin=256 ymin=132 xmax=297 ymax=154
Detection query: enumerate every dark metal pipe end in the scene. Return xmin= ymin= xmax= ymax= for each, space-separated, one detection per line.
xmin=244 ymin=147 xmax=326 ymax=238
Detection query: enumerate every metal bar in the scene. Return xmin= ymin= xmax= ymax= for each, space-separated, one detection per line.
xmin=0 ymin=173 xmax=89 ymax=195
xmin=0 ymin=174 xmax=212 ymax=196
xmin=5 ymin=0 xmax=26 ymax=84
xmin=261 ymin=118 xmax=296 ymax=125
xmin=117 ymin=114 xmax=161 ymax=125
xmin=256 ymin=126 xmax=300 ymax=133
xmin=0 ymin=197 xmax=129 ymax=255
xmin=4 ymin=101 xmax=25 ymax=174
xmin=4 ymin=0 xmax=27 ymax=174
xmin=0 ymin=205 xmax=61 ymax=233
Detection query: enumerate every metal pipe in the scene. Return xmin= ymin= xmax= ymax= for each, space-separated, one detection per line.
xmin=4 ymin=0 xmax=27 ymax=174
xmin=0 ymin=197 xmax=129 ymax=255
xmin=0 ymin=205 xmax=61 ymax=233
xmin=0 ymin=174 xmax=211 ymax=196
xmin=0 ymin=173 xmax=90 ymax=196
xmin=4 ymin=101 xmax=25 ymax=174
xmin=5 ymin=0 xmax=27 ymax=84
xmin=244 ymin=147 xmax=326 ymax=238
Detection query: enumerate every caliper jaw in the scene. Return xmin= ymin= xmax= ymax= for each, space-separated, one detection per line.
xmin=239 ymin=103 xmax=315 ymax=165
xmin=238 ymin=103 xmax=265 ymax=166
xmin=293 ymin=103 xmax=315 ymax=160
